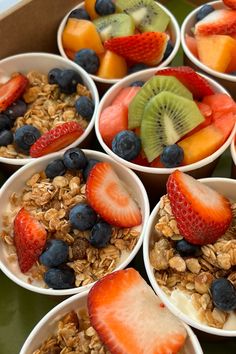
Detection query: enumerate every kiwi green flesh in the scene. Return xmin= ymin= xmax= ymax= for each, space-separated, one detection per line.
xmin=128 ymin=76 xmax=193 ymax=129
xmin=140 ymin=91 xmax=204 ymax=162
xmin=93 ymin=13 xmax=135 ymax=42
xmin=116 ymin=0 xmax=170 ymax=32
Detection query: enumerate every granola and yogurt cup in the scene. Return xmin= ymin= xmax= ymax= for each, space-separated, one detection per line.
xmin=0 ymin=149 xmax=149 ymax=296
xmin=144 ymin=177 xmax=236 ymax=336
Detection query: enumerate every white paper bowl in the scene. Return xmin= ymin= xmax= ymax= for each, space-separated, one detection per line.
xmin=95 ymin=67 xmax=236 ymax=199
xmin=181 ymin=0 xmax=236 ymax=99
xmin=19 ymin=285 xmax=203 ymax=354
xmin=0 ymin=149 xmax=149 ymax=296
xmin=57 ymin=1 xmax=181 ymax=90
xmin=143 ymin=177 xmax=236 ymax=336
xmin=0 ymin=52 xmax=99 ymax=168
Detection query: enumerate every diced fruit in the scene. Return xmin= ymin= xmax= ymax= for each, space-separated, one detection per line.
xmin=112 ymin=86 xmax=141 ymax=109
xmin=99 ymin=104 xmax=128 ymax=146
xmin=104 ymin=32 xmax=169 ymax=66
xmin=62 ymin=18 xmax=104 ymax=54
xmin=202 ymin=93 xmax=236 ymax=119
xmin=195 ymin=9 xmax=236 ymax=36
xmin=167 ymin=170 xmax=233 ymax=245
xmin=0 ymin=74 xmax=28 ymax=112
xmin=156 ymin=66 xmax=215 ymax=99
xmin=88 ymin=268 xmax=187 ymax=354
xmin=226 ymin=42 xmax=236 ymax=72
xmin=86 ymin=162 xmax=142 ymax=227
xmin=223 ymin=0 xmax=236 ymax=10
xmin=195 ymin=4 xmax=214 ymax=22
xmin=131 ymin=152 xmax=149 ymax=166
xmin=97 ymin=50 xmax=127 ymax=79
xmin=95 ymin=0 xmax=116 ymax=16
xmin=84 ymin=0 xmax=99 ymax=20
xmin=64 ymin=48 xmax=76 ymax=60
xmin=30 ymin=121 xmax=84 ymax=157
xmin=74 ymin=49 xmax=99 ymax=74
xmin=14 ymin=208 xmax=47 ymax=272
xmin=112 ymin=130 xmax=141 ymax=161
xmin=196 ymin=101 xmax=212 ymax=118
xmin=150 ymin=156 xmax=164 ymax=168
xmin=185 ymin=34 xmax=199 ymax=58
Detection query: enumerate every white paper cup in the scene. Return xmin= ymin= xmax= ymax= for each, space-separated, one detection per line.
xmin=181 ymin=0 xmax=236 ymax=99
xmin=19 ymin=285 xmax=203 ymax=354
xmin=0 ymin=52 xmax=99 ymax=170
xmin=57 ymin=1 xmax=181 ymax=92
xmin=95 ymin=67 xmax=236 ymax=201
xmin=0 ymin=149 xmax=149 ymax=296
xmin=143 ymin=177 xmax=236 ymax=337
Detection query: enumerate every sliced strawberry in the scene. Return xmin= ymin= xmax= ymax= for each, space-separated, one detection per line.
xmin=88 ymin=268 xmax=187 ymax=354
xmin=0 ymin=74 xmax=28 ymax=112
xmin=14 ymin=208 xmax=47 ymax=273
xmin=86 ymin=162 xmax=142 ymax=227
xmin=223 ymin=0 xmax=236 ymax=9
xmin=195 ymin=9 xmax=236 ymax=36
xmin=104 ymin=32 xmax=169 ymax=66
xmin=167 ymin=170 xmax=233 ymax=245
xmin=155 ymin=66 xmax=215 ymax=99
xmin=30 ymin=121 xmax=84 ymax=157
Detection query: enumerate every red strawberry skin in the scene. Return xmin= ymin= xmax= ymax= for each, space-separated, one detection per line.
xmin=104 ymin=32 xmax=168 ymax=66
xmin=195 ymin=9 xmax=236 ymax=36
xmin=14 ymin=208 xmax=47 ymax=273
xmin=156 ymin=66 xmax=215 ymax=99
xmin=0 ymin=74 xmax=28 ymax=112
xmin=30 ymin=121 xmax=84 ymax=157
xmin=223 ymin=0 xmax=236 ymax=9
xmin=167 ymin=170 xmax=233 ymax=245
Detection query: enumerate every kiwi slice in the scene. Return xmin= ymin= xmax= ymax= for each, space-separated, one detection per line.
xmin=116 ymin=0 xmax=170 ymax=32
xmin=128 ymin=76 xmax=193 ymax=129
xmin=93 ymin=13 xmax=135 ymax=42
xmin=140 ymin=91 xmax=204 ymax=162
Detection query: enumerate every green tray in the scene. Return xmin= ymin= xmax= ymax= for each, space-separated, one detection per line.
xmin=0 ymin=1 xmax=236 ymax=353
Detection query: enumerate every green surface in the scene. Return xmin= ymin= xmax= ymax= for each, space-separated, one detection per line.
xmin=1 ymin=1 xmax=236 ymax=354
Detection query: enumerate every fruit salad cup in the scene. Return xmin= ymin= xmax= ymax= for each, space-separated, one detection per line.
xmin=95 ymin=66 xmax=236 ymax=203
xmin=57 ymin=0 xmax=180 ymax=93
xmin=144 ymin=172 xmax=236 ymax=336
xmin=231 ymin=134 xmax=236 ymax=178
xmin=20 ymin=269 xmax=203 ymax=354
xmin=0 ymin=53 xmax=99 ymax=173
xmin=0 ymin=148 xmax=149 ymax=296
xmin=181 ymin=0 xmax=236 ymax=99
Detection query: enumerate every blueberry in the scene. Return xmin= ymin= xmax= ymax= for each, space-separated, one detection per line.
xmin=129 ymin=81 xmax=145 ymax=87
xmin=75 ymin=96 xmax=94 ymax=120
xmin=74 ymin=49 xmax=99 ymax=75
xmin=57 ymin=69 xmax=83 ymax=94
xmin=128 ymin=63 xmax=150 ymax=75
xmin=63 ymin=147 xmax=88 ymax=170
xmin=5 ymin=99 xmax=27 ymax=121
xmin=14 ymin=125 xmax=41 ymax=154
xmin=68 ymin=8 xmax=90 ymax=20
xmin=95 ymin=0 xmax=115 ymax=16
xmin=90 ymin=221 xmax=112 ymax=248
xmin=163 ymin=40 xmax=174 ymax=61
xmin=48 ymin=68 xmax=62 ymax=84
xmin=0 ymin=114 xmax=12 ymax=131
xmin=160 ymin=144 xmax=184 ymax=168
xmin=0 ymin=130 xmax=14 ymax=146
xmin=44 ymin=267 xmax=75 ymax=289
xmin=175 ymin=239 xmax=201 ymax=257
xmin=196 ymin=4 xmax=214 ymax=22
xmin=69 ymin=203 xmax=97 ymax=230
xmin=39 ymin=239 xmax=69 ymax=267
xmin=112 ymin=130 xmax=141 ymax=161
xmin=210 ymin=278 xmax=236 ymax=311
xmin=229 ymin=71 xmax=236 ymax=76
xmin=83 ymin=159 xmax=99 ymax=180
xmin=45 ymin=159 xmax=67 ymax=179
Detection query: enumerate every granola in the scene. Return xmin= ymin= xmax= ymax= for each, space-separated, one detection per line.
xmin=150 ymin=195 xmax=236 ymax=329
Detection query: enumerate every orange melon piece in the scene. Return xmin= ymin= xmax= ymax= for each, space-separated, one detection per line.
xmin=64 ymin=48 xmax=76 ymax=60
xmin=97 ymin=50 xmax=127 ymax=79
xmin=196 ymin=35 xmax=236 ymax=72
xmin=185 ymin=34 xmax=199 ymax=58
xmin=85 ymin=0 xmax=99 ymax=20
xmin=226 ymin=38 xmax=236 ymax=72
xmin=112 ymin=87 xmax=141 ymax=109
xmin=62 ymin=18 xmax=104 ymax=54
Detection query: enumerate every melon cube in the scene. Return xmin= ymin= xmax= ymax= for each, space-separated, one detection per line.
xmin=97 ymin=50 xmax=127 ymax=79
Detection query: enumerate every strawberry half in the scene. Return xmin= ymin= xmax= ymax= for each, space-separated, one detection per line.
xmin=88 ymin=268 xmax=187 ymax=354
xmin=30 ymin=121 xmax=84 ymax=157
xmin=104 ymin=32 xmax=169 ymax=66
xmin=195 ymin=9 xmax=236 ymax=36
xmin=86 ymin=162 xmax=142 ymax=227
xmin=167 ymin=170 xmax=233 ymax=245
xmin=0 ymin=74 xmax=28 ymax=112
xmin=156 ymin=66 xmax=215 ymax=99
xmin=14 ymin=208 xmax=47 ymax=273
xmin=223 ymin=0 xmax=236 ymax=9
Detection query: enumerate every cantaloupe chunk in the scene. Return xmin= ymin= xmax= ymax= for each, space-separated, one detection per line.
xmin=62 ymin=19 xmax=104 ymax=54
xmin=97 ymin=50 xmax=127 ymax=79
xmin=226 ymin=38 xmax=236 ymax=72
xmin=85 ymin=0 xmax=99 ymax=20
xmin=196 ymin=35 xmax=236 ymax=72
